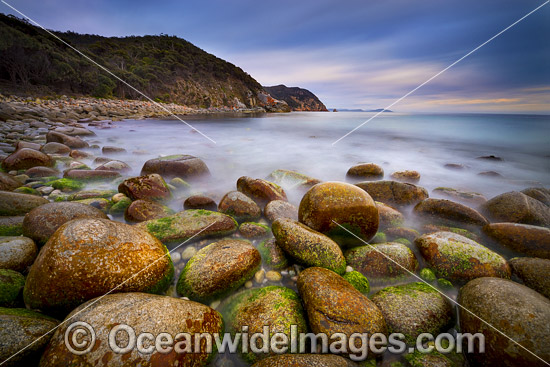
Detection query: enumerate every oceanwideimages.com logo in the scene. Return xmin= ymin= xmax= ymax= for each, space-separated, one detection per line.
xmin=65 ymin=322 xmax=485 ymax=361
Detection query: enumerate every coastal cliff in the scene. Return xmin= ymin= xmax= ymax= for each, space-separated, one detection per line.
xmin=263 ymin=85 xmax=328 ymax=111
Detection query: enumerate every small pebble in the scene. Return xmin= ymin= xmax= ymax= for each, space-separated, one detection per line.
xmin=181 ymin=246 xmax=197 ymax=260
xmin=111 ymin=193 xmax=127 ymax=203
xmin=254 ymin=269 xmax=265 ymax=283
xmin=266 ymin=270 xmax=282 ymax=282
xmin=244 ymin=280 xmax=253 ymax=289
xmin=346 ymin=265 xmax=353 ymax=273
xmin=210 ymin=300 xmax=220 ymax=310
xmin=180 ymin=296 xmax=189 ymax=301
xmin=171 ymin=251 xmax=181 ymax=263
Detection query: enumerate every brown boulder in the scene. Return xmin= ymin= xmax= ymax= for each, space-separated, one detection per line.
xmin=141 ymin=154 xmax=210 ymax=180
xmin=124 ymin=199 xmax=173 ymax=222
xmin=483 ymin=223 xmax=550 ymax=259
xmin=264 ymin=199 xmax=298 ymax=222
xmin=183 ymin=194 xmax=217 ymax=211
xmin=0 ymin=172 xmax=21 ymax=191
xmin=118 ymin=174 xmax=171 ymax=202
xmin=218 ymin=191 xmax=261 ymax=222
xmin=1 ymin=148 xmax=52 ymax=171
xmin=237 ymin=176 xmax=287 ymax=206
xmin=63 ymin=169 xmax=120 ymax=181
xmin=509 ymin=257 xmax=550 ymax=298
xmin=355 ymin=180 xmax=428 ymax=207
xmin=40 ymin=142 xmax=70 ymax=155
xmin=346 ymin=163 xmax=384 ymax=181
xmin=480 ymin=191 xmax=550 ymax=227
xmin=46 ymin=131 xmax=89 ymax=149
xmin=413 ymin=198 xmax=488 ymax=227
xmin=521 ymin=187 xmax=550 ymax=206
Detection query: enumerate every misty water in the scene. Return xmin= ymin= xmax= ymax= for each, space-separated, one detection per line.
xmin=89 ymin=111 xmax=550 ymax=205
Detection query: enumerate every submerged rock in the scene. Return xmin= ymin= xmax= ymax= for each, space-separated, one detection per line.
xmin=390 ymin=170 xmax=420 ymax=183
xmin=141 ymin=154 xmax=210 ymax=180
xmin=63 ymin=169 xmax=120 ymax=181
xmin=371 ymin=282 xmax=453 ymax=344
xmin=299 ymin=181 xmax=379 ymax=247
xmin=355 ymin=180 xmax=428 ymax=207
xmin=24 ymin=218 xmax=173 ymax=316
xmin=266 ymin=169 xmax=321 ymax=191
xmin=40 ymin=293 xmax=222 ymax=367
xmin=22 ymin=202 xmax=108 ymax=245
xmin=509 ymin=257 xmax=550 ymax=298
xmin=480 ymin=191 xmax=550 ymax=227
xmin=177 ymin=239 xmax=260 ymax=302
xmin=137 ymin=209 xmax=237 ymax=244
xmin=346 ymin=163 xmax=384 ymax=181
xmin=483 ymin=222 xmax=550 ymax=259
xmin=222 ymin=286 xmax=307 ymax=363
xmin=432 ymin=187 xmax=487 ymax=207
xmin=0 ymin=307 xmax=59 ymax=367
xmin=415 ymin=231 xmax=510 ymax=282
xmin=0 ymin=236 xmax=37 ymax=272
xmin=272 ymin=218 xmax=346 ymax=274
xmin=218 ymin=190 xmax=261 ymax=222
xmin=257 ymin=238 xmax=288 ymax=270
xmin=458 ymin=277 xmax=550 ymax=367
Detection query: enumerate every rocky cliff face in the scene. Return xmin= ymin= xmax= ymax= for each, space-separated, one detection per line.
xmin=263 ymin=85 xmax=328 ymax=111
xmin=0 ymin=14 xmax=290 ymax=112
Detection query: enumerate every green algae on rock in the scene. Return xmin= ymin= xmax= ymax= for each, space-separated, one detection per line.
xmin=136 ymin=209 xmax=238 ymax=244
xmin=48 ymin=178 xmax=85 ymax=192
xmin=0 ymin=269 xmax=25 ymax=307
xmin=371 ymin=282 xmax=453 ymax=345
xmin=257 ymin=238 xmax=289 ymax=270
xmin=272 ymin=218 xmax=346 ymax=274
xmin=343 ymin=270 xmax=370 ymax=294
xmin=0 ymin=216 xmax=25 ymax=236
xmin=177 ymin=239 xmax=261 ymax=303
xmin=218 ymin=190 xmax=261 ymax=222
xmin=222 ymin=286 xmax=307 ymax=363
xmin=118 ymin=173 xmax=171 ymax=202
xmin=24 ymin=218 xmax=173 ymax=316
xmin=40 ymin=293 xmax=222 ymax=367
xmin=415 ymin=231 xmax=510 ymax=282
xmin=298 ymin=181 xmax=379 ymax=247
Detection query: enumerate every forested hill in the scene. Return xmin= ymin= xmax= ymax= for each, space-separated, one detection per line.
xmin=263 ymin=84 xmax=328 ymax=111
xmin=0 ymin=13 xmax=281 ymax=109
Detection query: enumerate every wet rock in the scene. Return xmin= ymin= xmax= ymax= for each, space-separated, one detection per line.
xmin=63 ymin=169 xmax=120 ymax=181
xmin=101 ymin=145 xmax=126 ymax=154
xmin=53 ymin=126 xmax=95 ymax=136
xmin=477 ymin=155 xmax=502 ymax=161
xmin=415 ymin=231 xmax=510 ymax=282
xmin=22 ymin=202 xmax=108 ymax=245
xmin=222 ymin=286 xmax=307 ymax=363
xmin=509 ymin=257 xmax=550 ymax=298
xmin=237 ymin=176 xmax=287 ymax=206
xmin=0 ymin=269 xmax=25 ymax=307
xmin=483 ymin=223 xmax=550 ymax=259
xmin=24 ymin=166 xmax=59 ymax=178
xmin=95 ymin=159 xmax=131 ymax=172
xmin=264 ymin=200 xmax=298 ymax=222
xmin=0 ymin=172 xmax=21 ymax=191
xmin=376 ymin=201 xmax=404 ymax=229
xmin=0 ymin=216 xmax=24 ymax=236
xmin=266 ymin=169 xmax=321 ymax=191
xmin=74 ymin=198 xmax=112 ymax=213
xmin=177 ymin=239 xmax=260 ymax=302
xmin=458 ymin=277 xmax=550 ymax=367
xmin=478 ymin=170 xmax=502 ymax=177
xmin=0 ymin=191 xmax=49 ymax=216
xmin=346 ymin=163 xmax=384 ymax=181
xmin=66 ymin=189 xmax=117 ymax=201
xmin=390 ymin=170 xmax=420 ymax=183
xmin=343 ymin=271 xmax=370 ymax=294
xmin=413 ymin=198 xmax=488 ymax=228
xmin=0 ymin=236 xmax=37 ymax=272
xmin=385 ymin=227 xmax=419 ymax=242
xmin=108 ymin=196 xmax=132 ymax=216
xmin=444 ymin=163 xmax=466 ymax=170
xmin=345 ymin=243 xmax=418 ymax=285
xmin=46 ymin=131 xmax=88 ymax=149
xmin=239 ymin=222 xmax=270 ymax=238
xmin=24 ymin=218 xmax=173 ymax=316
xmin=118 ymin=173 xmax=171 ymax=202
xmin=1 ymin=148 xmax=53 ymax=171
xmin=0 ymin=308 xmax=59 ymax=367
xmin=48 ymin=178 xmax=84 ymax=192
xmin=521 ymin=187 xmax=550 ymax=206
xmin=421 ymin=224 xmax=480 ymax=242
xmin=297 ymin=267 xmax=387 ymax=354
xmin=137 ymin=209 xmax=238 ymax=244
xmin=356 ymin=180 xmax=428 ymax=207
xmin=141 ymin=154 xmax=210 ymax=180
xmin=69 ymin=149 xmax=92 ymax=159
xmin=218 ymin=191 xmax=261 ymax=222
xmin=371 ymin=282 xmax=453 ymax=344
xmin=273 ymin=218 xmax=347 ymax=274
xmin=40 ymin=142 xmax=70 ymax=155
xmin=432 ymin=187 xmax=487 ymax=207
xmin=124 ymin=199 xmax=174 ymax=222
xmin=299 ymin=181 xmax=379 ymax=247
xmin=40 ymin=293 xmax=222 ymax=367
xmin=480 ymin=191 xmax=550 ymax=227
xmin=183 ymin=194 xmax=217 ymax=211
xmin=15 ymin=141 xmax=41 ymax=151
xmin=257 ymin=238 xmax=288 ymax=270
xmin=252 ymin=354 xmax=359 ymax=367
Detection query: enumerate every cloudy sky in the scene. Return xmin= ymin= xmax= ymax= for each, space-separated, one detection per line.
xmin=2 ymin=0 xmax=549 ymax=112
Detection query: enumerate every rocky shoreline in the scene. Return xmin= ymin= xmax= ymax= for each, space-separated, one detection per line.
xmin=0 ymin=104 xmax=549 ymax=366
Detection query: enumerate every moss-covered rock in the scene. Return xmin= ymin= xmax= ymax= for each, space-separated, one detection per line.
xmin=299 ymin=181 xmax=379 ymax=247
xmin=108 ymin=196 xmax=132 ymax=215
xmin=24 ymin=218 xmax=173 ymax=316
xmin=0 ymin=307 xmax=59 ymax=367
xmin=419 ymin=268 xmax=437 ymax=282
xmin=218 ymin=190 xmax=261 ymax=222
xmin=372 ymin=282 xmax=453 ymax=345
xmin=0 ymin=216 xmax=24 ymax=236
xmin=376 ymin=201 xmax=404 ymax=229
xmin=346 ymin=163 xmax=384 ymax=181
xmin=483 ymin=222 xmax=550 ymax=259
xmin=222 ymin=286 xmax=307 ymax=363
xmin=345 ymin=243 xmax=418 ymax=285
xmin=239 ymin=221 xmax=271 ymax=238
xmin=137 ymin=209 xmax=238 ymax=244
xmin=66 ymin=189 xmax=117 ymax=201
xmin=118 ymin=173 xmax=171 ymax=202
xmin=124 ymin=199 xmax=174 ymax=222
xmin=22 ymin=201 xmax=108 ymax=245
xmin=13 ymin=186 xmax=41 ymax=196
xmin=48 ymin=178 xmax=85 ymax=192
xmin=458 ymin=277 xmax=550 ymax=366
xmin=343 ymin=270 xmax=370 ymax=294
xmin=40 ymin=293 xmax=222 ymax=367
xmin=258 ymin=238 xmax=288 ymax=270
xmin=177 ymin=239 xmax=260 ymax=302
xmin=252 ymin=354 xmax=360 ymax=366
xmin=272 ymin=218 xmax=346 ymax=274
xmin=415 ymin=231 xmax=510 ymax=282
xmin=0 ymin=269 xmax=25 ymax=307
